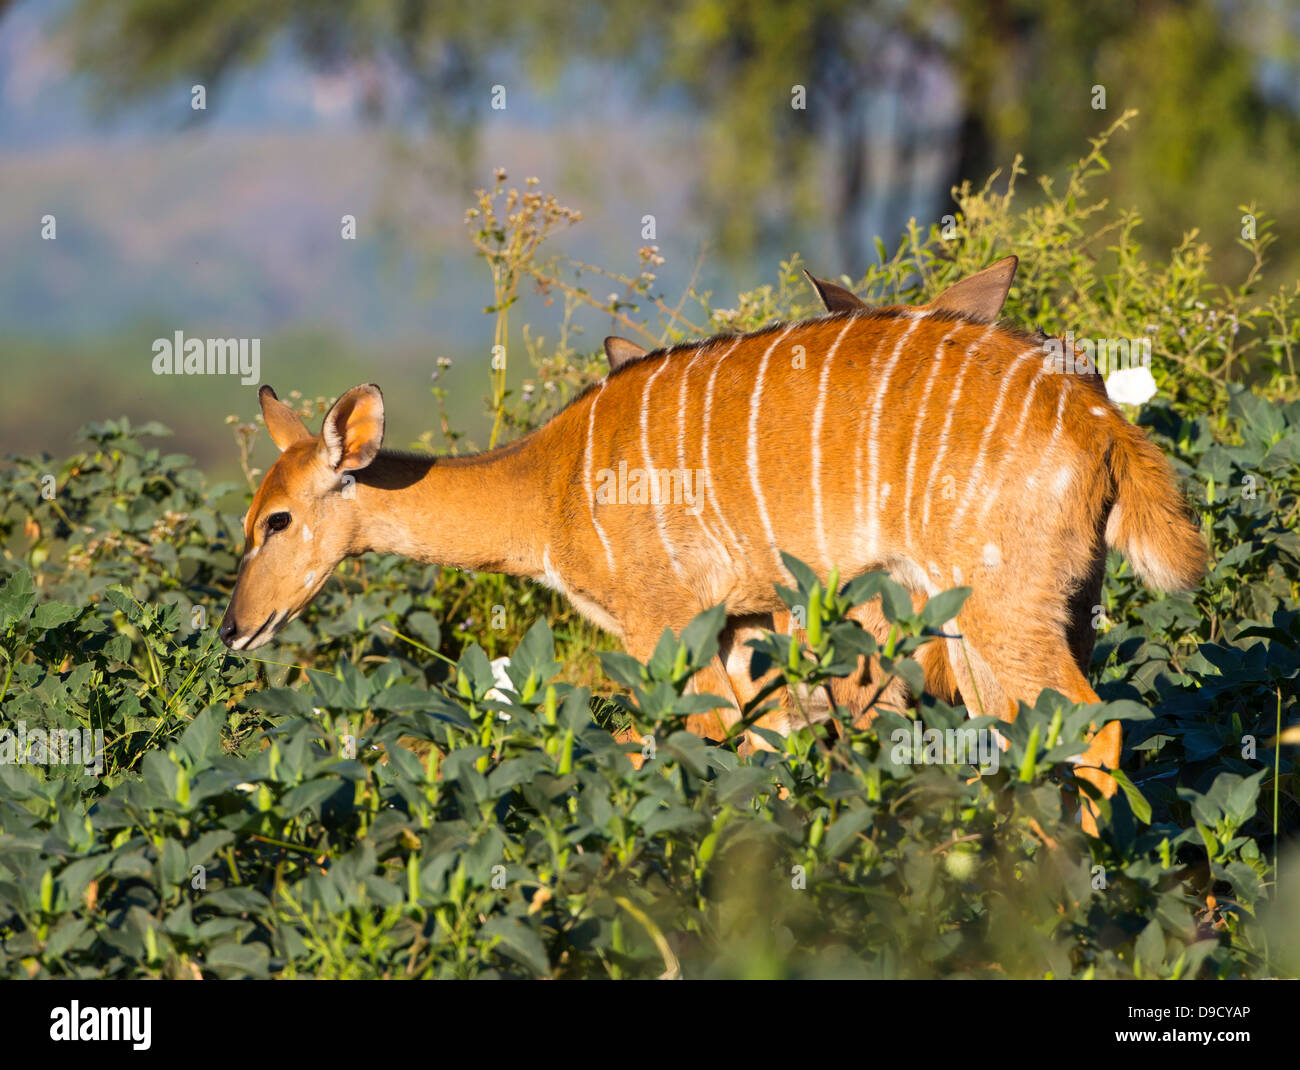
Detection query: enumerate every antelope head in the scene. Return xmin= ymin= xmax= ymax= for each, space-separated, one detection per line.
xmin=219 ymin=383 xmax=385 ymax=650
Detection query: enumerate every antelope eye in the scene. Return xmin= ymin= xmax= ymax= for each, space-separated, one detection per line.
xmin=266 ymin=511 xmax=292 ymax=533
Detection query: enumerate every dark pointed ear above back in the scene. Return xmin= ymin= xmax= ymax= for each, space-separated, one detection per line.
xmin=803 ymin=269 xmax=868 ymax=313
xmin=320 ymin=384 xmax=385 ymax=472
xmin=604 ymin=336 xmax=647 ymax=371
xmin=259 ymin=385 xmax=313 ymax=452
xmin=925 ymin=255 xmax=1018 ymax=321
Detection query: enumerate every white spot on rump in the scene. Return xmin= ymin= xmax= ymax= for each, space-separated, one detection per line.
xmin=1090 ymin=406 xmax=1107 ymax=416
xmin=982 ymin=542 xmax=1001 ymax=568
xmin=304 ymin=570 xmax=315 ymax=587
xmin=1051 ymin=465 xmax=1074 ymax=496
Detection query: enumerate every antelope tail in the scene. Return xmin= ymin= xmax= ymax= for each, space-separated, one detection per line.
xmin=1104 ymin=419 xmax=1207 ymax=592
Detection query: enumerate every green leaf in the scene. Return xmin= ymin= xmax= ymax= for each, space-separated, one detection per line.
xmin=205 ymin=941 xmax=270 ymax=979
xmin=1108 ymin=768 xmax=1152 ymax=824
xmin=456 ymin=643 xmax=496 ymax=702
xmin=280 ymin=777 xmax=346 ymax=815
xmin=919 ymin=587 xmax=971 ymax=629
xmin=1135 ymin=920 xmax=1166 ymax=975
xmin=31 ymin=601 xmax=79 ymax=630
xmin=141 ymin=750 xmax=178 ymax=801
xmin=824 ymin=809 xmax=875 ymax=858
xmin=779 ymin=552 xmax=820 ymax=598
xmin=383 ymin=742 xmax=427 ymax=784
xmin=596 ymin=650 xmax=645 ymax=689
xmin=677 ymin=603 xmax=727 ymax=669
xmin=1224 ymin=769 xmax=1266 ymax=827
xmin=507 ymin=618 xmax=560 ymax=696
xmin=405 ymin=611 xmax=442 ymax=649
xmin=713 ymin=766 xmax=772 ymax=807
xmin=253 ymin=687 xmax=317 ymax=717
xmin=0 ymin=569 xmax=37 ymax=632
xmin=480 ymin=918 xmax=550 ymax=976
xmin=179 ymin=705 xmax=224 ymax=763
xmin=104 ymin=586 xmax=142 ymax=622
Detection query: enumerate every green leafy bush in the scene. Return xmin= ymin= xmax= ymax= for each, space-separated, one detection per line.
xmin=1 ymin=125 xmax=1297 ymax=977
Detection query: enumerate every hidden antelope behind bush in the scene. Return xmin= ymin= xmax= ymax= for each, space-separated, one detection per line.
xmin=219 ymin=257 xmax=1207 ymax=835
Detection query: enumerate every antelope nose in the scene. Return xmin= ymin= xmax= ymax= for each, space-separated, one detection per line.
xmin=218 ymin=613 xmax=239 ymax=647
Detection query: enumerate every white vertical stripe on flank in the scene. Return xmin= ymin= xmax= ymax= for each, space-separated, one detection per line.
xmin=855 ymin=318 xmax=917 ymax=538
xmin=1025 ymin=385 xmax=1071 ymax=492
xmin=973 ymin=364 xmax=1050 ymax=526
xmin=861 ymin=315 xmax=926 ymax=560
xmin=642 ymin=354 xmax=688 ymax=579
xmin=747 ymin=324 xmax=798 ymax=572
xmin=921 ymin=323 xmax=997 ymax=532
xmin=584 ymin=382 xmax=617 ymax=572
xmin=702 ymin=338 xmax=749 ymax=557
xmin=811 ymin=318 xmax=858 ymax=571
xmin=680 ymin=340 xmax=736 ymax=563
xmin=902 ymin=330 xmax=952 ymax=550
xmin=950 ymin=345 xmax=1037 ymax=530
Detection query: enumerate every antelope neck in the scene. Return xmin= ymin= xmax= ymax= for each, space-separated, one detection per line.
xmin=348 ymin=438 xmax=552 ymax=579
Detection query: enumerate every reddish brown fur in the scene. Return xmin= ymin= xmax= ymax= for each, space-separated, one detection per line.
xmin=222 ymin=270 xmax=1207 ymax=837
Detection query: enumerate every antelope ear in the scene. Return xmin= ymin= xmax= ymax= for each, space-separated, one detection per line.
xmin=259 ymin=386 xmax=312 ymax=452
xmin=926 ymin=255 xmax=1018 ymax=321
xmin=604 ymin=336 xmax=647 ymax=371
xmin=803 ymin=269 xmax=867 ymax=313
xmin=320 ymin=384 xmax=385 ymax=472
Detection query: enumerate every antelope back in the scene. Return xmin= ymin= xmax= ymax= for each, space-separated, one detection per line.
xmin=560 ymin=307 xmax=1097 ymax=621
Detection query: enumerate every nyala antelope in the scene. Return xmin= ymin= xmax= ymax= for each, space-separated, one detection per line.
xmin=220 ymin=257 xmax=1206 ymax=834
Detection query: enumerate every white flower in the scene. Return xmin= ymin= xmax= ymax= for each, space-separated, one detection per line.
xmin=1105 ymin=366 xmax=1157 ymax=405
xmin=485 ymin=655 xmax=514 ymax=719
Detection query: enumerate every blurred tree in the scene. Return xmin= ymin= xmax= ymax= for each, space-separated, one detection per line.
xmin=52 ymin=0 xmax=1300 ymax=277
